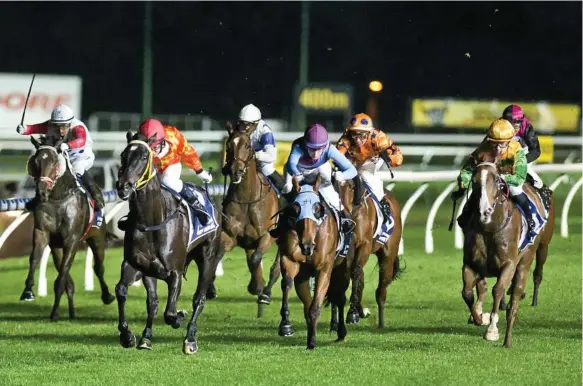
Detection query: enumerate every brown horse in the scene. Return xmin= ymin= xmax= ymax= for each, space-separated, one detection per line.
xmin=221 ymin=122 xmax=281 ymax=311
xmin=337 ymin=178 xmax=403 ymax=328
xmin=277 ymin=175 xmax=351 ymax=349
xmin=21 ymin=135 xmax=115 ymax=320
xmin=461 ymin=152 xmax=554 ymax=348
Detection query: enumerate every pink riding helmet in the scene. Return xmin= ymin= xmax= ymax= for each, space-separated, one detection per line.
xmin=303 ymin=124 xmax=330 ymax=149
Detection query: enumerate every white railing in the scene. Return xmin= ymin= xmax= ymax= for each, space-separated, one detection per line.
xmin=0 ymin=164 xmax=580 ymax=297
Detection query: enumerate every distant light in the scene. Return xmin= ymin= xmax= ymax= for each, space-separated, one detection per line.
xmin=369 ymin=80 xmax=383 ymax=92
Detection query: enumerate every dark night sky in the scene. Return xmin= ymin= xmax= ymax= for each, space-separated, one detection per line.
xmin=1 ymin=1 xmax=581 ymax=127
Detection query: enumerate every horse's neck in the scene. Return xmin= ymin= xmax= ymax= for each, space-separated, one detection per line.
xmin=232 ymin=158 xmax=263 ymax=199
xmin=50 ymin=171 xmax=78 ymax=201
xmin=130 ymin=175 xmax=167 ymax=226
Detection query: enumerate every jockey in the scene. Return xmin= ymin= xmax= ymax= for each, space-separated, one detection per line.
xmin=232 ymin=104 xmax=285 ymax=191
xmin=452 ymin=119 xmax=535 ymax=233
xmin=137 ymin=119 xmax=213 ymax=225
xmin=337 ymin=113 xmax=403 ymax=222
xmin=16 ymin=104 xmax=104 ymax=212
xmin=501 ymin=104 xmax=545 ymax=190
xmin=270 ymin=123 xmax=361 ymax=238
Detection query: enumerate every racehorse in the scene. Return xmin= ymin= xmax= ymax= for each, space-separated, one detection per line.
xmin=336 ymin=177 xmax=403 ymax=328
xmin=115 ymin=131 xmax=224 ymax=354
xmin=20 ymin=135 xmax=115 ymax=320
xmin=277 ymin=175 xmax=352 ymax=349
xmin=461 ymin=151 xmax=554 ymax=348
xmin=221 ymin=122 xmax=281 ymax=313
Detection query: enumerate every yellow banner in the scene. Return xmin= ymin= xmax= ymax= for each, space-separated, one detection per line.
xmin=537 ymin=135 xmax=554 ymax=163
xmin=411 ymin=99 xmax=581 ymax=132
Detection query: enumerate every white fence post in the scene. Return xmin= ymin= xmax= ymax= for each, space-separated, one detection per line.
xmin=454 ymin=188 xmax=472 ymax=250
xmin=398 ymin=183 xmax=429 ymax=255
xmin=561 ymin=176 xmax=583 ymax=238
xmin=425 ymin=182 xmax=456 ymax=254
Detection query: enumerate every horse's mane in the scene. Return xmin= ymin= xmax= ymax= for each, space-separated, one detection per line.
xmin=39 ymin=134 xmax=62 ymax=148
xmin=131 ymin=132 xmax=148 ymax=142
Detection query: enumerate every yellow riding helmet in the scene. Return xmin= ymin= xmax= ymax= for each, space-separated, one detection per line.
xmin=347 ymin=113 xmax=374 ymax=133
xmin=487 ymin=119 xmax=515 ymax=142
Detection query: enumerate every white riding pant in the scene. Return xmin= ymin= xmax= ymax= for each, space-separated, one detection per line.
xmin=358 ymin=157 xmax=385 ymax=201
xmin=509 ymin=184 xmax=524 ymax=197
xmin=70 ymin=153 xmax=95 ymax=176
xmin=160 ymin=162 xmax=184 ymax=192
xmin=257 ymin=160 xmax=275 ymax=176
xmin=282 ymin=161 xmax=342 ymax=212
xmin=527 ymin=163 xmax=543 ymax=189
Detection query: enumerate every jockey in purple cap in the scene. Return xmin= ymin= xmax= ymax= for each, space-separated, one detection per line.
xmin=501 ymin=104 xmax=546 ymax=191
xmin=269 ymin=123 xmax=361 ymax=241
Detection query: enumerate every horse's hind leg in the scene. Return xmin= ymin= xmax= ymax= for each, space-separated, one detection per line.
xmin=137 ymin=276 xmax=158 ymax=350
xmin=278 ymin=255 xmax=298 ymax=337
xmin=375 ymin=244 xmax=399 ymax=329
xmin=116 ymin=260 xmax=142 ymax=348
xmin=20 ymin=229 xmax=49 ymax=301
xmin=183 ymin=242 xmax=224 ymax=355
xmin=86 ymin=235 xmax=115 ymax=305
xmin=504 ymin=266 xmax=528 ymax=348
xmin=347 ymin=247 xmax=368 ymax=325
xmin=532 ymin=243 xmax=549 ymax=307
xmin=258 ymin=249 xmax=281 ymax=307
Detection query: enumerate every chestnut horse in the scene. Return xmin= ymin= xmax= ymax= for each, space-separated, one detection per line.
xmin=277 ymin=175 xmax=352 ymax=349
xmin=461 ymin=152 xmax=554 ymax=348
xmin=221 ymin=122 xmax=280 ymax=313
xmin=337 ymin=178 xmax=403 ymax=328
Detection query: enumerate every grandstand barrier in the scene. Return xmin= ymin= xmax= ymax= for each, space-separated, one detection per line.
xmin=0 ymin=163 xmax=580 ymax=297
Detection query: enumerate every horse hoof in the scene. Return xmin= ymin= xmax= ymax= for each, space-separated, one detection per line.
xmin=329 ymin=323 xmax=339 ymax=333
xmin=183 ymin=340 xmax=198 ymax=355
xmin=483 ymin=330 xmax=499 ymax=342
xmin=257 ymin=294 xmax=271 ymax=305
xmin=171 ymin=311 xmax=188 ymax=329
xmin=20 ymin=290 xmax=35 ymax=301
xmin=137 ymin=337 xmax=153 ymax=350
xmin=102 ymin=294 xmax=116 ymax=305
xmin=499 ymin=302 xmax=507 ymax=311
xmin=206 ymin=288 xmax=217 ymax=300
xmin=50 ymin=314 xmax=60 ymax=322
xmin=120 ymin=333 xmax=136 ymax=348
xmin=346 ymin=312 xmax=360 ymax=325
xmin=360 ymin=308 xmax=371 ymax=318
xmin=278 ymin=324 xmax=294 ymax=337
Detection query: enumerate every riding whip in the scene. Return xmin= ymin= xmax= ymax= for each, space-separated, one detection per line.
xmin=448 ymin=197 xmax=458 ymax=232
xmin=21 ymin=73 xmax=36 ymax=125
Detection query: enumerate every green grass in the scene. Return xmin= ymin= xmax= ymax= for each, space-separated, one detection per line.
xmin=0 ymin=171 xmax=580 ymax=385
xmin=0 ymin=219 xmax=581 ymax=385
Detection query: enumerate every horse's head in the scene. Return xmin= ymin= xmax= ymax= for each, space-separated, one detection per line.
xmin=116 ymin=130 xmax=157 ymax=200
xmin=472 ymin=151 xmax=507 ymax=225
xmin=290 ymin=174 xmax=326 ymax=257
xmin=225 ymin=121 xmax=254 ymax=184
xmin=27 ymin=135 xmax=68 ymax=202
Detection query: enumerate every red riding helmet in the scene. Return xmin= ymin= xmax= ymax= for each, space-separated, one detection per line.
xmin=138 ymin=119 xmax=165 ymax=147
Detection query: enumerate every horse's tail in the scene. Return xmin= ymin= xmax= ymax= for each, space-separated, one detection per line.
xmin=391 ymin=255 xmax=406 ymax=281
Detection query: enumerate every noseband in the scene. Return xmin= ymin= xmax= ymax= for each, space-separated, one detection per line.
xmin=30 ymin=145 xmax=68 ymax=190
xmin=120 ymin=140 xmax=157 ymax=192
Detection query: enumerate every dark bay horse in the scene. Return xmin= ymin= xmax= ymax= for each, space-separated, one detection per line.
xmin=221 ymin=122 xmax=281 ymax=311
xmin=20 ymin=135 xmax=115 ymax=320
xmin=277 ymin=175 xmax=351 ymax=349
xmin=116 ymin=132 xmax=225 ymax=354
xmin=461 ymin=152 xmax=554 ymax=348
xmin=338 ymin=178 xmax=403 ymax=328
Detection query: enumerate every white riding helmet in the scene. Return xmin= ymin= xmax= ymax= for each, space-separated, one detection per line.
xmin=238 ymin=104 xmax=261 ymax=123
xmin=50 ymin=104 xmax=74 ymax=125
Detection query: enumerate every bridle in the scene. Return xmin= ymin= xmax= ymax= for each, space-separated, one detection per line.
xmin=118 ymin=140 xmax=157 ymax=194
xmin=29 ymin=145 xmax=68 ymax=191
xmin=473 ymin=161 xmax=513 ymax=232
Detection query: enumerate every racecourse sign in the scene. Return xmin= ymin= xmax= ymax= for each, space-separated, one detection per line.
xmin=0 ymin=73 xmax=82 ymax=129
xmin=295 ymin=83 xmax=353 ymax=114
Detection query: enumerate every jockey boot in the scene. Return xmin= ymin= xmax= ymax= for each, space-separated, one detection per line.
xmin=513 ymin=193 xmax=535 ymax=234
xmin=379 ymin=197 xmax=392 ymax=223
xmin=340 ymin=208 xmax=355 ymax=233
xmin=267 ymin=170 xmax=285 ymax=192
xmin=180 ymin=186 xmax=209 ymax=226
xmin=457 ymin=192 xmax=478 ymax=229
xmin=80 ymin=172 xmax=105 ymax=210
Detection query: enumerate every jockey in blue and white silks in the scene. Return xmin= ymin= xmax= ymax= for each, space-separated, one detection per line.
xmin=270 ymin=123 xmax=362 ymax=239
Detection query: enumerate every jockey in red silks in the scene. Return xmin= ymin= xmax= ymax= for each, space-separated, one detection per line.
xmin=137 ymin=118 xmax=213 ymax=225
xmin=17 ymin=104 xmax=104 ymax=211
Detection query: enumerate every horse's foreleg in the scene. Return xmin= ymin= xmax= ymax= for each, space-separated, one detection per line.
xmin=246 ymin=233 xmax=271 ymax=296
xmin=138 ymin=276 xmax=158 ymax=350
xmin=306 ymin=264 xmax=333 ymax=350
xmin=183 ymin=244 xmax=223 ymax=355
xmin=116 ymin=260 xmax=142 ymax=348
xmin=163 ymin=270 xmax=185 ymax=328
xmin=485 ymin=260 xmax=517 ymax=342
xmin=462 ymin=264 xmax=483 ymax=326
xmin=504 ymin=265 xmax=528 ymax=348
xmin=20 ymin=229 xmax=49 ymax=301
xmin=50 ymin=247 xmax=76 ymax=320
xmin=293 ymin=266 xmax=314 ymax=349
xmin=278 ymin=255 xmax=298 ymax=337
xmin=329 ymin=259 xmax=350 ymax=341
xmin=86 ymin=235 xmax=115 ymax=305
xmin=375 ymin=245 xmax=398 ymax=328
xmin=50 ymin=238 xmax=79 ymax=321
xmin=347 ymin=247 xmax=366 ymax=325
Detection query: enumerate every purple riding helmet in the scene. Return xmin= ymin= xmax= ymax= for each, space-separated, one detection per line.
xmin=303 ymin=123 xmax=330 ymax=150
xmin=502 ymin=104 xmax=529 ymax=137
